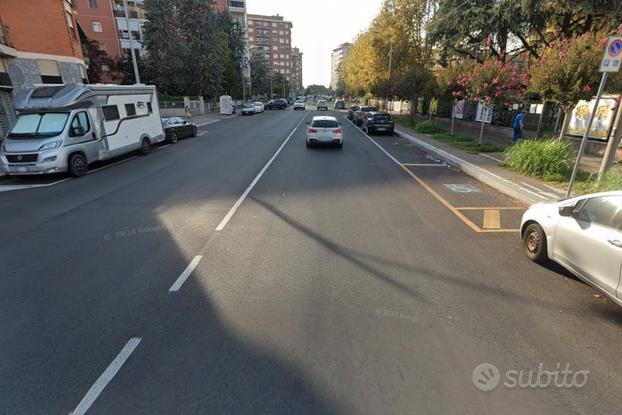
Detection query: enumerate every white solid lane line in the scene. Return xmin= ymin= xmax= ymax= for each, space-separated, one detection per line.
xmin=70 ymin=338 xmax=141 ymax=415
xmin=169 ymin=255 xmax=203 ymax=292
xmin=214 ymin=112 xmax=309 ymax=231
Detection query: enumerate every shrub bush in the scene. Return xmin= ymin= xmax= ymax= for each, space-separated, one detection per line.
xmin=415 ymin=120 xmax=445 ymax=134
xmin=504 ymin=139 xmax=575 ymax=178
xmin=578 ymin=171 xmax=622 ymax=194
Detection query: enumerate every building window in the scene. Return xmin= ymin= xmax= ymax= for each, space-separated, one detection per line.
xmin=88 ymin=0 xmax=97 ymax=8
xmin=272 ymin=22 xmax=277 ymax=27
xmin=248 ymin=36 xmax=254 ymax=42
xmin=272 ymin=46 xmax=278 ymax=50
xmin=37 ymin=60 xmax=62 ymax=84
xmin=92 ymin=21 xmax=102 ymax=32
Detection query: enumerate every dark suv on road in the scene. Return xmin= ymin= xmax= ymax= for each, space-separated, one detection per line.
xmin=265 ymin=99 xmax=288 ymax=110
xmin=363 ymin=111 xmax=395 ymax=135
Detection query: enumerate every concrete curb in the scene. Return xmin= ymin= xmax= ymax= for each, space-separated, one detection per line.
xmin=395 ymin=128 xmax=552 ymax=206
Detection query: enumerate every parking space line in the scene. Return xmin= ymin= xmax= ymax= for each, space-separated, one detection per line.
xmin=215 ymin=111 xmax=309 ymax=231
xmin=169 ymin=255 xmax=203 ymax=292
xmin=345 ymin=115 xmax=521 ymax=234
xmin=457 ymin=206 xmax=524 ymax=210
xmin=402 ymin=163 xmax=446 ymax=167
xmin=70 ymin=338 xmax=141 ymax=415
xmin=483 ymin=209 xmax=501 ymax=229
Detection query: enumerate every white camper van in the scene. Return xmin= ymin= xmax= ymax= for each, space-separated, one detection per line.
xmin=0 ymin=84 xmax=165 ymax=177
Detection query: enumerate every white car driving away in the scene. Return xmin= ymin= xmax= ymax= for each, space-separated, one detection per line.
xmin=306 ymin=116 xmax=343 ymax=148
xmin=521 ymin=191 xmax=622 ymax=307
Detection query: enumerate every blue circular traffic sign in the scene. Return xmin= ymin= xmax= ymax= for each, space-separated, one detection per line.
xmin=608 ymin=39 xmax=622 ymax=57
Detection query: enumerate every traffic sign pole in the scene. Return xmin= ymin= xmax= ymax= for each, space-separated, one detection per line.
xmin=566 ymin=72 xmax=608 ymax=197
xmin=566 ymin=36 xmax=621 ymax=197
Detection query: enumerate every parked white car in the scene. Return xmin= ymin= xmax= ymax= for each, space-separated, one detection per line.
xmin=521 ymin=191 xmax=622 ymax=307
xmin=305 ymin=116 xmax=343 ymax=148
xmin=240 ymin=103 xmax=256 ymax=116
xmin=253 ymin=102 xmax=265 ymax=113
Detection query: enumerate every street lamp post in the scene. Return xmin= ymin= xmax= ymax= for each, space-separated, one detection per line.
xmin=123 ymin=0 xmax=141 ymax=84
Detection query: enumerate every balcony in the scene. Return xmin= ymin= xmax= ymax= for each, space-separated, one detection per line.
xmin=228 ymin=0 xmax=246 ymax=12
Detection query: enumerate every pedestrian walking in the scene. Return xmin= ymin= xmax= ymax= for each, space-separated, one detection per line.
xmin=513 ymin=109 xmax=526 ymax=143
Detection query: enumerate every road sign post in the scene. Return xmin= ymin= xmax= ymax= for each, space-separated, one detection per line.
xmin=566 ymin=36 xmax=622 ymax=197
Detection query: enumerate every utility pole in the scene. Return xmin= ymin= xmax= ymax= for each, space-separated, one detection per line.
xmin=123 ymin=0 xmax=141 ymax=84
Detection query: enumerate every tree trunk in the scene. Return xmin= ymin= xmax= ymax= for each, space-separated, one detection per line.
xmin=410 ymin=95 xmax=418 ymax=124
xmin=557 ymin=109 xmax=570 ymax=141
xmin=478 ymin=105 xmax=487 ymax=144
xmin=450 ymin=99 xmax=456 ymax=136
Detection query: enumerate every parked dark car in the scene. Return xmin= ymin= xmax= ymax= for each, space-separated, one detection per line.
xmin=162 ymin=117 xmax=198 ymax=143
xmin=347 ymin=105 xmax=360 ymax=120
xmin=362 ymin=111 xmax=395 ymax=135
xmin=265 ymin=99 xmax=288 ymax=110
xmin=353 ymin=106 xmax=377 ymax=126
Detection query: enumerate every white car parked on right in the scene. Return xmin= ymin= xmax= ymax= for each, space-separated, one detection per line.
xmin=521 ymin=191 xmax=622 ymax=307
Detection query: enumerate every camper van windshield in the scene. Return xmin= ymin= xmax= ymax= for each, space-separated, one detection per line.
xmin=9 ymin=113 xmax=69 ymax=139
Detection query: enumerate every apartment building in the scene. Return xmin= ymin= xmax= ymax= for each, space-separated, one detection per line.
xmin=291 ymin=47 xmax=303 ymax=93
xmin=247 ymin=14 xmax=293 ymax=82
xmin=0 ymin=0 xmax=87 ymax=138
xmin=75 ymin=0 xmax=121 ymax=57
xmin=331 ymin=42 xmax=351 ymax=90
xmin=110 ymin=0 xmax=146 ymax=57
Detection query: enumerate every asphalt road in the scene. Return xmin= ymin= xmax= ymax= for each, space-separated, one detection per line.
xmin=1 ymin=107 xmax=621 ymax=414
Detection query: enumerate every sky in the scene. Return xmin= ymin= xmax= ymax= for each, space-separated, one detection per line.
xmin=246 ymin=0 xmax=384 ymax=87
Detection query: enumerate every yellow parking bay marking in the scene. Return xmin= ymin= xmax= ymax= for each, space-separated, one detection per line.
xmin=457 ymin=206 xmax=524 ymax=210
xmin=347 ymin=115 xmax=520 ymax=234
xmin=483 ymin=210 xmax=501 ymax=229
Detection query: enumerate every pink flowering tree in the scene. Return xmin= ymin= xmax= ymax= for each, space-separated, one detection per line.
xmin=528 ymin=33 xmax=606 ymax=140
xmin=464 ymin=59 xmax=530 ymax=143
xmin=436 ymin=59 xmax=476 ymax=135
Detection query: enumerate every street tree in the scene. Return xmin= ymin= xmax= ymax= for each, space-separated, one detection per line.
xmin=250 ymin=49 xmax=271 ymax=97
xmin=429 ymin=0 xmax=622 ymax=62
xmin=528 ymin=32 xmax=606 ymax=140
xmin=272 ymin=72 xmax=290 ymax=98
xmin=82 ymin=38 xmax=125 ymax=84
xmin=436 ymin=59 xmax=477 ymax=134
xmin=464 ymin=59 xmax=530 ymax=143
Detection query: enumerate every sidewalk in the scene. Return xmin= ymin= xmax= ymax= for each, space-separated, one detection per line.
xmin=394 ymin=125 xmax=568 ymax=206
xmin=186 ymin=111 xmax=238 ymax=126
xmin=407 ymin=114 xmax=613 ymax=174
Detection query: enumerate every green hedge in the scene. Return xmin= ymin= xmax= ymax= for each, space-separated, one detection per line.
xmin=504 ymin=139 xmax=575 ymax=180
xmin=415 ymin=120 xmax=445 ymax=134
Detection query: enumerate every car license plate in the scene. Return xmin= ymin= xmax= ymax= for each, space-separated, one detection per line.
xmin=377 ymin=127 xmax=386 ymax=131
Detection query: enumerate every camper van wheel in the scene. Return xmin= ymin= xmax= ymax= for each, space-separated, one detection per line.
xmin=68 ymin=153 xmax=88 ymax=177
xmin=140 ymin=138 xmax=152 ymax=155
xmin=169 ymin=132 xmax=178 ymax=144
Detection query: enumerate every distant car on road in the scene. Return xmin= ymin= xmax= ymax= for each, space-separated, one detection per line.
xmin=334 ymin=99 xmax=346 ymax=110
xmin=521 ymin=191 xmax=622 ymax=307
xmin=253 ymin=102 xmax=265 ymax=113
xmin=316 ymin=99 xmax=329 ymax=111
xmin=362 ymin=111 xmax=395 ymax=135
xmin=241 ymin=103 xmax=256 ymax=116
xmin=265 ymin=99 xmax=288 ymax=110
xmin=353 ymin=106 xmax=377 ymax=126
xmin=306 ymin=116 xmax=343 ymax=148
xmin=162 ymin=117 xmax=198 ymax=144
xmin=293 ymin=100 xmax=306 ymax=111
xmin=347 ymin=105 xmax=360 ymax=120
